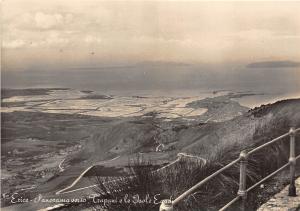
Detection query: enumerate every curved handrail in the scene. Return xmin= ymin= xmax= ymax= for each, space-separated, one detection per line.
xmin=172 ymin=158 xmax=240 ymax=205
xmin=160 ymin=127 xmax=299 ymax=211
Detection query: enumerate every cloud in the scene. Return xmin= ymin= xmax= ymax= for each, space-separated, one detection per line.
xmin=3 ymin=39 xmax=26 ymax=48
xmin=46 ymin=31 xmax=69 ymax=44
xmin=3 ymin=31 xmax=70 ymax=48
xmin=29 ymin=32 xmax=70 ymax=47
xmin=9 ymin=12 xmax=74 ymax=30
xmin=34 ymin=12 xmax=63 ymax=29
xmin=2 ymin=1 xmax=300 ymax=63
xmin=34 ymin=12 xmax=74 ymax=29
xmin=2 ymin=11 xmax=76 ymax=48
xmin=84 ymin=35 xmax=102 ymax=44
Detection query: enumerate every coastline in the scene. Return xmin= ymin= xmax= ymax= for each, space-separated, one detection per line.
xmin=1 ymin=88 xmax=300 ymax=210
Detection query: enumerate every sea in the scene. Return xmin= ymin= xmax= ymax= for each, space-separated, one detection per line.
xmin=2 ymin=64 xmax=300 ymax=108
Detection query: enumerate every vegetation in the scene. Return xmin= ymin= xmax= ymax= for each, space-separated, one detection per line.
xmin=2 ymin=91 xmax=299 ymax=211
xmin=85 ymin=114 xmax=299 ymax=211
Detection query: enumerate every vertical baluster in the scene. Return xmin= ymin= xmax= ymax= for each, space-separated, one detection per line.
xmin=288 ymin=127 xmax=296 ymax=196
xmin=238 ymin=151 xmax=248 ymax=211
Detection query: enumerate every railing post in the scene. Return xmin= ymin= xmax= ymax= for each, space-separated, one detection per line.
xmin=159 ymin=199 xmax=173 ymax=211
xmin=288 ymin=127 xmax=296 ymax=196
xmin=238 ymin=150 xmax=248 ymax=211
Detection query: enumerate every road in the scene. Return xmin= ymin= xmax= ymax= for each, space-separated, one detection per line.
xmin=56 ymin=152 xmax=206 ymax=195
xmin=55 ymin=156 xmax=120 ymax=195
xmin=58 ymin=158 xmax=65 ymax=172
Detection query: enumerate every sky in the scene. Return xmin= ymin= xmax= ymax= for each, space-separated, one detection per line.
xmin=2 ymin=0 xmax=300 ymax=71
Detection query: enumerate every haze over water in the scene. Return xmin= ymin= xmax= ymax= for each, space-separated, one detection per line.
xmin=2 ymin=63 xmax=300 ymax=108
xmin=2 ymin=64 xmax=299 ymax=92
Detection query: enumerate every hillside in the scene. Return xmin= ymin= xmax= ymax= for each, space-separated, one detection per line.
xmin=63 ymin=98 xmax=300 ymax=211
xmin=1 ymin=97 xmax=299 ymax=211
xmin=176 ymin=98 xmax=300 ymax=158
xmin=84 ymin=98 xmax=300 ymax=164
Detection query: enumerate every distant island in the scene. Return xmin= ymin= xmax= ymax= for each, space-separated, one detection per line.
xmin=247 ymin=60 xmax=300 ymax=68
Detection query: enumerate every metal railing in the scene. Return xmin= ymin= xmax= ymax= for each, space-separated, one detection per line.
xmin=159 ymin=127 xmax=300 ymax=211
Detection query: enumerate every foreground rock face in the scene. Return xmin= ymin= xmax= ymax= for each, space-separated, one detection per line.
xmin=258 ymin=177 xmax=300 ymax=211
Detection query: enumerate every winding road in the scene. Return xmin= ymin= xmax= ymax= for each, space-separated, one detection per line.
xmin=58 ymin=159 xmax=65 ymax=172
xmin=55 ymin=156 xmax=120 ymax=195
xmin=55 ymin=152 xmax=206 ymax=195
xmin=39 ymin=153 xmax=206 ymax=211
